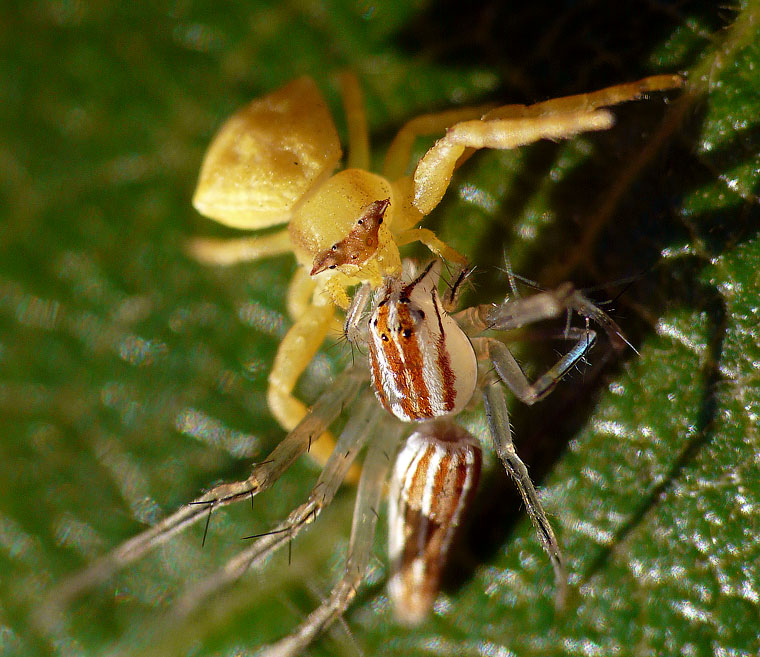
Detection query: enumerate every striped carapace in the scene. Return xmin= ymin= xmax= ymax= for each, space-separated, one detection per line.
xmin=368 ymin=260 xmax=477 ymax=422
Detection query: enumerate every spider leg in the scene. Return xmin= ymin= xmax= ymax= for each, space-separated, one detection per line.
xmin=338 ymin=72 xmax=370 ymax=171
xmin=475 ymin=329 xmax=596 ymax=405
xmin=471 ymin=282 xmax=629 ymax=607
xmin=343 ymin=281 xmax=372 ymax=345
xmin=483 ymin=74 xmax=683 ymax=120
xmin=413 ymin=73 xmax=682 ymax=215
xmin=35 ymin=365 xmax=367 ymax=631
xmin=171 ymin=392 xmax=384 ymax=620
xmin=457 ymin=282 xmax=627 ymax=351
xmin=186 ymin=228 xmax=292 ymax=266
xmin=395 ymin=227 xmax=469 ymax=265
xmin=413 ymin=109 xmax=614 ymax=215
xmin=260 ymin=417 xmax=404 ymax=657
xmin=267 ymin=298 xmax=334 ymax=434
xmin=382 ymin=105 xmax=494 ymax=180
xmin=483 ymin=379 xmax=567 ymax=609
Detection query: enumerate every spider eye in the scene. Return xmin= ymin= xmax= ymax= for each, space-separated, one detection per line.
xmin=403 ymin=328 xmax=412 ymax=338
xmin=329 ymin=264 xmax=336 ymax=269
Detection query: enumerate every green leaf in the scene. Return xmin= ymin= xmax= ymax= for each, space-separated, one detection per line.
xmin=2 ymin=2 xmax=758 ymax=656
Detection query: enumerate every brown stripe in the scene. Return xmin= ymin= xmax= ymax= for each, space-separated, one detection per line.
xmin=368 ymin=339 xmax=394 ymax=416
xmin=406 ymin=442 xmax=433 ymax=510
xmin=373 ymin=303 xmax=433 ymax=420
xmin=428 ymin=289 xmax=456 ymax=414
xmin=395 ymin=304 xmax=433 ymax=418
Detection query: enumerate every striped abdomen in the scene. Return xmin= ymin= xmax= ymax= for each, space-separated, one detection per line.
xmin=388 ymin=420 xmax=482 ymax=624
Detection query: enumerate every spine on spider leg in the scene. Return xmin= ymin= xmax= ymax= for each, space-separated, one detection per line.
xmin=388 ymin=420 xmax=482 ymax=625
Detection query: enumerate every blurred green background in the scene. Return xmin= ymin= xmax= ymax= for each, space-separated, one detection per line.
xmin=2 ymin=1 xmax=759 ymax=655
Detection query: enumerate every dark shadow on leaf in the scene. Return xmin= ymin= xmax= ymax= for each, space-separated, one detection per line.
xmin=385 ymin=2 xmax=759 ymax=605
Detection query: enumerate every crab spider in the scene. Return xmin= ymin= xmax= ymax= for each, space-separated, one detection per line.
xmin=189 ymin=72 xmax=682 ymax=467
xmin=39 ymin=259 xmax=628 ymax=655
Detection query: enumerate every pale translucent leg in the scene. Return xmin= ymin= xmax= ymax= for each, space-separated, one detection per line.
xmin=475 ymin=330 xmax=596 ymax=405
xmin=467 ymin=282 xmax=631 ymax=608
xmin=343 ymin=281 xmax=372 ymax=345
xmin=455 ymin=283 xmax=572 ymax=335
xmin=35 ymin=366 xmax=367 ymax=633
xmin=483 ymin=380 xmax=567 ymax=609
xmin=413 ymin=73 xmax=684 ymax=214
xmin=456 ymin=282 xmax=627 ymax=350
xmin=187 ymin=228 xmax=292 ymax=265
xmin=171 ymin=393 xmax=384 ymax=620
xmin=338 ymin=72 xmax=370 ymax=171
xmin=260 ymin=417 xmax=404 ymax=657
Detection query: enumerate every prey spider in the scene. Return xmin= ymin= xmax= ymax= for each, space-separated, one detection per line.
xmin=42 ymin=258 xmax=628 ymax=655
xmin=189 ymin=72 xmax=681 ymax=469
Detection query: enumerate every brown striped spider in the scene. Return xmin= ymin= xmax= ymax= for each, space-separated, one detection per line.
xmin=189 ymin=72 xmax=681 ymax=470
xmin=43 ymin=259 xmax=628 ymax=654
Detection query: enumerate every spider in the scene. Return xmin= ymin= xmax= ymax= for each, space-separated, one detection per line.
xmin=188 ymin=72 xmax=682 ymax=469
xmin=42 ymin=258 xmax=628 ymax=656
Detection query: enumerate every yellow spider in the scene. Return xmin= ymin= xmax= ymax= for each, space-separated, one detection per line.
xmin=189 ymin=72 xmax=682 ymax=467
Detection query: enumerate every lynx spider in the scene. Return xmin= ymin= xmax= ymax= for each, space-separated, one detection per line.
xmin=189 ymin=72 xmax=682 ymax=469
xmin=43 ymin=257 xmax=630 ymax=655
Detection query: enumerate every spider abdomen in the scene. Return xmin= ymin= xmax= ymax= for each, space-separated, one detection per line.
xmin=388 ymin=420 xmax=482 ymax=624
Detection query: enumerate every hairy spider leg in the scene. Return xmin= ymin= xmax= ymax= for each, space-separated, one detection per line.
xmin=483 ymin=378 xmax=568 ymax=606
xmin=465 ymin=283 xmax=625 ymax=606
xmin=259 ymin=417 xmax=404 ymax=657
xmin=170 ymin=393 xmax=385 ymax=622
xmin=35 ymin=365 xmax=367 ymax=633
